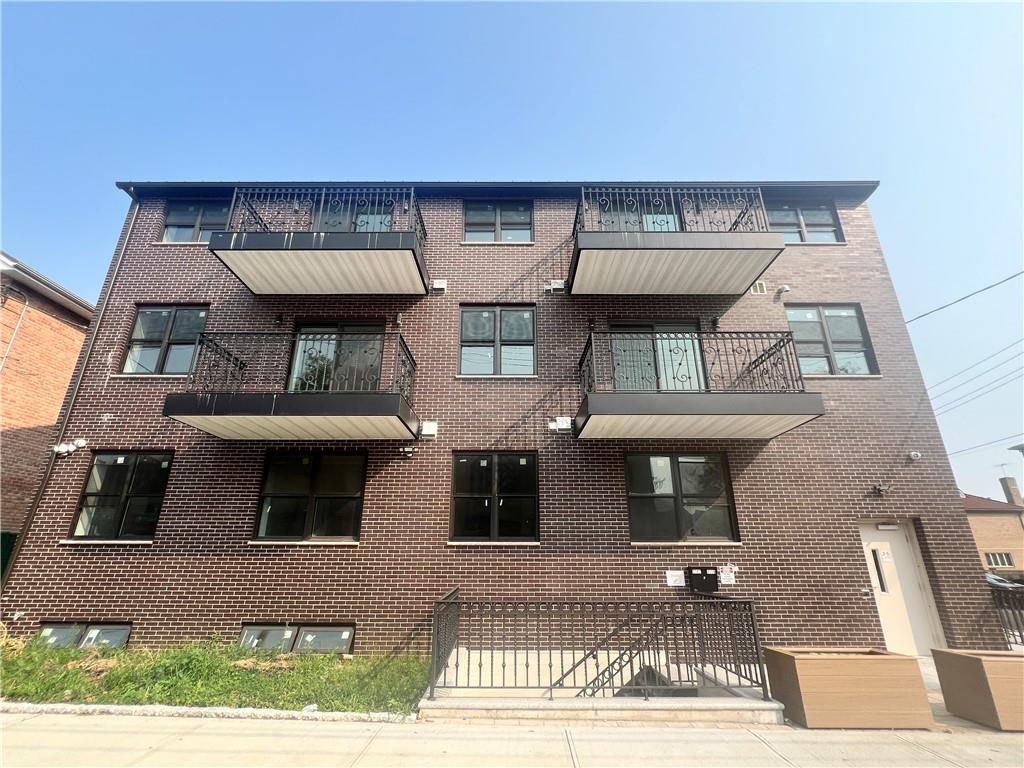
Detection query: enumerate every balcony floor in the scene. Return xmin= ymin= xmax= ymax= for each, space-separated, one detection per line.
xmin=164 ymin=392 xmax=419 ymax=440
xmin=574 ymin=392 xmax=824 ymax=440
xmin=571 ymin=231 xmax=785 ymax=294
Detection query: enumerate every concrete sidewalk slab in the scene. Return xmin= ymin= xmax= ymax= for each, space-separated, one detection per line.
xmin=354 ymin=723 xmax=573 ymax=767
xmin=568 ymin=727 xmax=790 ymax=767
xmin=753 ymin=730 xmax=965 ymax=768
xmin=897 ymin=731 xmax=1024 ymax=768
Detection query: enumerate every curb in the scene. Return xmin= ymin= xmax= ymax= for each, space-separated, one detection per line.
xmin=0 ymin=701 xmax=417 ymax=723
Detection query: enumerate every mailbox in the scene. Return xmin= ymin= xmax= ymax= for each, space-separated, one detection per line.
xmin=686 ymin=566 xmax=719 ymax=594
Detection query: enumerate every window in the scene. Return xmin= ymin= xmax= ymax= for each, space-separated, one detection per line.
xmin=162 ymin=201 xmax=230 ymax=243
xmin=460 ymin=306 xmax=536 ymax=375
xmin=256 ymin=453 xmax=366 ymax=540
xmin=122 ymin=306 xmax=208 ymax=375
xmin=464 ymin=201 xmax=533 ymax=242
xmin=288 ymin=323 xmax=384 ymax=392
xmin=786 ymin=304 xmax=877 ymax=376
xmin=39 ymin=623 xmax=131 ymax=649
xmin=767 ymin=204 xmax=843 ymax=243
xmin=73 ymin=452 xmax=173 ymax=539
xmin=626 ymin=454 xmax=737 ymax=542
xmin=986 ymin=552 xmax=1015 ymax=568
xmin=452 ymin=452 xmax=538 ymax=541
xmin=239 ymin=625 xmax=355 ymax=654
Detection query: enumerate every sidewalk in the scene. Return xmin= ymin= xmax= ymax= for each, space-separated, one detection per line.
xmin=3 ymin=712 xmax=1022 ymax=768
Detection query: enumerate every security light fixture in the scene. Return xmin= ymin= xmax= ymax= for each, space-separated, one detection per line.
xmin=52 ymin=438 xmax=87 ymax=456
xmin=872 ymin=483 xmax=892 ymax=497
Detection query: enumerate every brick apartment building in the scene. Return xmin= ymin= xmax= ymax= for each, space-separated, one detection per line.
xmin=963 ymin=478 xmax=1024 ymax=581
xmin=1 ymin=253 xmax=93 ymax=574
xmin=0 ymin=181 xmax=1007 ymax=666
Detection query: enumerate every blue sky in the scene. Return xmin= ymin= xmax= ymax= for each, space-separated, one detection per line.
xmin=2 ymin=2 xmax=1021 ymax=498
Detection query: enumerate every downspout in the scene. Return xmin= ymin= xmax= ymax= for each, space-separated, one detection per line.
xmin=0 ymin=285 xmax=30 ymax=374
xmin=1 ymin=200 xmax=140 ymax=593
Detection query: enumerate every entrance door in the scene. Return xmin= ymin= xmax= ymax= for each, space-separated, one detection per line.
xmin=859 ymin=521 xmax=946 ymax=656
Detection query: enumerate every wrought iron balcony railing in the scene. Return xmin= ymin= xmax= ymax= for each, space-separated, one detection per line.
xmin=579 ymin=331 xmax=805 ymax=395
xmin=575 ymin=185 xmax=770 ymax=235
xmin=225 ymin=185 xmax=427 ymax=242
xmin=187 ymin=331 xmax=417 ymax=403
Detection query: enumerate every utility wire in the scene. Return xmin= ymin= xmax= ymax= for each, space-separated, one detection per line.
xmin=948 ymin=433 xmax=1024 ymax=457
xmin=905 ymin=271 xmax=1023 ymax=324
xmin=932 ymin=368 xmax=1023 ymax=410
xmin=926 ymin=338 xmax=1024 ymax=390
xmin=929 ymin=351 xmax=1024 ymax=401
xmin=935 ymin=374 xmax=1023 ymax=417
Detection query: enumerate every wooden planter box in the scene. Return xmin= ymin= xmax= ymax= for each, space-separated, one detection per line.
xmin=933 ymin=650 xmax=1023 ymax=731
xmin=764 ymin=647 xmax=933 ymax=729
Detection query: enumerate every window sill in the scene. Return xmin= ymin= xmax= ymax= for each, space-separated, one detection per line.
xmin=247 ymin=539 xmax=359 ymax=546
xmin=630 ymin=541 xmax=742 ymax=547
xmin=802 ymin=374 xmax=882 ymax=380
xmin=456 ymin=375 xmax=539 ymax=379
xmin=447 ymin=541 xmax=541 ymax=547
xmin=460 ymin=241 xmax=535 ymax=246
xmin=108 ymin=373 xmax=189 ymax=379
xmin=59 ymin=539 xmax=154 ymax=546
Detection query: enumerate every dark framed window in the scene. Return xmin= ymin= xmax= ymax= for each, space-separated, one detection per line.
xmin=39 ymin=623 xmax=131 ymax=649
xmin=626 ymin=454 xmax=737 ymax=542
xmin=256 ymin=453 xmax=366 ymax=540
xmin=72 ymin=452 xmax=173 ymax=539
xmin=239 ymin=625 xmax=355 ymax=653
xmin=122 ymin=305 xmax=208 ymax=375
xmin=460 ymin=306 xmax=536 ymax=375
xmin=786 ymin=304 xmax=878 ymax=376
xmin=162 ymin=201 xmax=230 ymax=243
xmin=451 ymin=452 xmax=538 ymax=541
xmin=464 ymin=201 xmax=533 ymax=242
xmin=288 ymin=323 xmax=385 ymax=392
xmin=767 ymin=203 xmax=843 ymax=243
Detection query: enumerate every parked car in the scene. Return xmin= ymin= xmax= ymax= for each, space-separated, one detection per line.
xmin=986 ymin=573 xmax=1024 ymax=589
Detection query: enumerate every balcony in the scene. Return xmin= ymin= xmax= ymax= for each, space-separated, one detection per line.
xmin=570 ymin=186 xmax=785 ymax=294
xmin=164 ymin=331 xmax=419 ymax=440
xmin=575 ymin=331 xmax=824 ymax=439
xmin=208 ymin=186 xmax=428 ymax=295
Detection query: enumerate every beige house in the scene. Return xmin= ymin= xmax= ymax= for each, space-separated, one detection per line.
xmin=963 ymin=481 xmax=1024 ymax=581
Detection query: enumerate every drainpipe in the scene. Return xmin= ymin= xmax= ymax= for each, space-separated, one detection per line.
xmin=0 ymin=285 xmax=30 ymax=374
xmin=1 ymin=200 xmax=139 ymax=593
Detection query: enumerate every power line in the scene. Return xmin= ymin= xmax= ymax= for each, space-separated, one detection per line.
xmin=933 ymin=369 xmax=1023 ymax=410
xmin=935 ymin=374 xmax=1023 ymax=417
xmin=926 ymin=338 xmax=1023 ymax=390
xmin=948 ymin=433 xmax=1024 ymax=457
xmin=905 ymin=271 xmax=1023 ymax=324
xmin=929 ymin=353 xmax=1024 ymax=402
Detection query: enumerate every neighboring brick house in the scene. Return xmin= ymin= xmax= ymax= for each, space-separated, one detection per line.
xmin=0 ymin=181 xmax=1007 ymax=672
xmin=1 ymin=253 xmax=93 ymax=573
xmin=963 ymin=483 xmax=1024 ymax=581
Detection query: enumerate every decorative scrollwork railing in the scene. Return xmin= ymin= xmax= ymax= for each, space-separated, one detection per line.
xmin=226 ymin=185 xmax=427 ymax=243
xmin=578 ymin=331 xmax=805 ymax=395
xmin=186 ymin=331 xmax=417 ymax=404
xmin=576 ymin=185 xmax=769 ymax=234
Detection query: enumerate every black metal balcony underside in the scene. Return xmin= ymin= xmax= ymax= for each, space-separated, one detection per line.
xmin=164 ymin=391 xmax=418 ymax=441
xmin=209 ymin=186 xmax=428 ymax=295
xmin=575 ymin=331 xmax=824 ymax=439
xmin=570 ymin=186 xmax=785 ymax=295
xmin=164 ymin=331 xmax=419 ymax=441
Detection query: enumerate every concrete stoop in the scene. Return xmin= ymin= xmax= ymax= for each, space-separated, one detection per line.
xmin=418 ymin=695 xmax=785 ymax=726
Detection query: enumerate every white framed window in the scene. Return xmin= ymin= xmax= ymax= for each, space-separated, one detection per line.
xmin=986 ymin=552 xmax=1015 ymax=568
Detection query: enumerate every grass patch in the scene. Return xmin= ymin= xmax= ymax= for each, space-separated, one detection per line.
xmin=0 ymin=639 xmax=428 ymax=714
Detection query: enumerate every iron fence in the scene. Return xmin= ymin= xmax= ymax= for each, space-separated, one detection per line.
xmin=992 ymin=586 xmax=1024 ymax=646
xmin=575 ymin=185 xmax=769 ymax=235
xmin=428 ymin=594 xmax=769 ymax=700
xmin=579 ymin=331 xmax=805 ymax=395
xmin=186 ymin=331 xmax=416 ymax=403
xmin=226 ymin=185 xmax=427 ymax=243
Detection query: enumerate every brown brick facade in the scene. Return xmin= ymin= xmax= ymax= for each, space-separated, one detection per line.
xmin=1 ymin=276 xmax=89 ymax=537
xmin=0 ymin=186 xmax=1007 ymax=654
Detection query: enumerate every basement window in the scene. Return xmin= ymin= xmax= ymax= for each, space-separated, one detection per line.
xmin=239 ymin=625 xmax=355 ymax=653
xmin=986 ymin=552 xmax=1015 ymax=568
xmin=39 ymin=623 xmax=131 ymax=649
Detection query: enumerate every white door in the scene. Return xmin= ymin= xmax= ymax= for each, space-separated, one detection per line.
xmin=859 ymin=521 xmax=947 ymax=656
